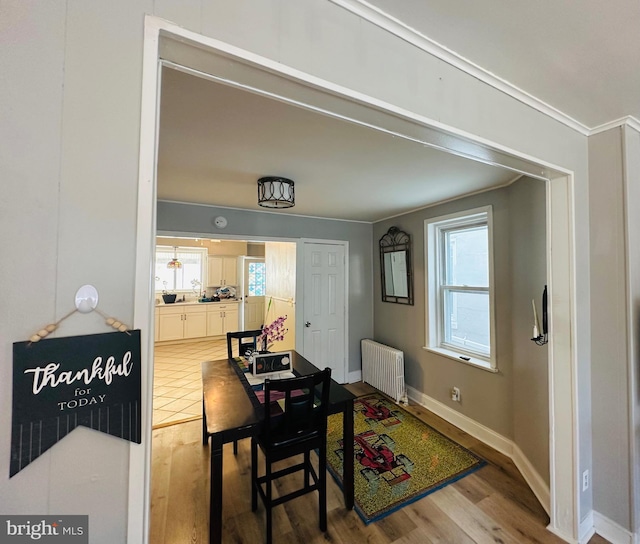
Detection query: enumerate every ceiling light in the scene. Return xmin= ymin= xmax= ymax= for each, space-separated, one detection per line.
xmin=167 ymin=246 xmax=182 ymax=269
xmin=257 ymin=176 xmax=295 ymax=208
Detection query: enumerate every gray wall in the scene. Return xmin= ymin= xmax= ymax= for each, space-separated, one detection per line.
xmin=373 ymin=178 xmax=549 ymax=486
xmin=624 ymin=125 xmax=640 ymax=537
xmin=589 ymin=126 xmax=638 ymax=529
xmin=157 ymin=201 xmax=374 ymax=375
xmin=508 ymin=178 xmax=549 ymax=481
xmin=374 ymin=188 xmax=514 ymax=438
xmin=1 ymin=1 xmax=594 ymax=541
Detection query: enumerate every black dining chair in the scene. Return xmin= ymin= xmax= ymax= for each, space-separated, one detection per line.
xmin=226 ymin=329 xmax=263 ymax=360
xmin=226 ymin=329 xmax=263 ymax=453
xmin=251 ymin=368 xmax=332 ymax=544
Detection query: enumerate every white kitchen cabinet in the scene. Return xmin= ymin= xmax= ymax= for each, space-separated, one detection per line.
xmin=206 ymin=303 xmax=239 ymax=336
xmin=157 ymin=305 xmax=207 ymax=341
xmin=183 ymin=307 xmax=207 ymax=339
xmin=207 ymin=256 xmax=238 ymax=287
xmin=223 ymin=306 xmax=238 ymax=333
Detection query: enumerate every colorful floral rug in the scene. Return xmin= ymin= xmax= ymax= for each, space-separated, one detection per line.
xmin=326 ymin=392 xmax=486 ymax=524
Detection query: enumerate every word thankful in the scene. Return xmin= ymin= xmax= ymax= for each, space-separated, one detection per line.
xmin=24 ymin=352 xmax=134 ymax=395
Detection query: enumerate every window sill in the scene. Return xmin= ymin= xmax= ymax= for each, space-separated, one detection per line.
xmin=423 ymin=346 xmax=498 ymax=373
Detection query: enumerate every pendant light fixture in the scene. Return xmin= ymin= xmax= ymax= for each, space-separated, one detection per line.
xmin=257 ymin=176 xmax=295 ymax=208
xmin=167 ymin=246 xmax=182 ymax=269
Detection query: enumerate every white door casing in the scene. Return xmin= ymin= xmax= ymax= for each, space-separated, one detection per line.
xmin=302 ymin=241 xmax=347 ymax=383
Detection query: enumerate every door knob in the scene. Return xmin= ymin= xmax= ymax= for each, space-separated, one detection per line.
xmin=305 ymin=321 xmax=311 ymax=327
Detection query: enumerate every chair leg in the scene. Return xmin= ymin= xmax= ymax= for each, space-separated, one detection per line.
xmin=319 ymin=444 xmax=327 ymax=532
xmin=202 ymin=400 xmax=207 ymax=445
xmin=233 ymin=439 xmax=238 ymax=455
xmin=265 ymin=455 xmax=273 ymax=544
xmin=304 ymin=450 xmax=311 ymax=490
xmin=251 ymin=438 xmax=258 ymax=512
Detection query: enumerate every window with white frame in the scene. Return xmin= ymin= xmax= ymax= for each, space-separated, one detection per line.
xmin=425 ymin=206 xmax=496 ymax=370
xmin=155 ymin=246 xmax=207 ymax=293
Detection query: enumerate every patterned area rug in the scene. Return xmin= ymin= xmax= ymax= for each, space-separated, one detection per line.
xmin=326 ymin=392 xmax=486 ymax=524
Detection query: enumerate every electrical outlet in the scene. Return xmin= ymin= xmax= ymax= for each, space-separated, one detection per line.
xmin=451 ymin=387 xmax=461 ymax=402
xmin=582 ymin=469 xmax=589 ymax=491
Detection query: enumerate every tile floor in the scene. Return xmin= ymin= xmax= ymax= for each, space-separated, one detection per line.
xmin=152 ymin=337 xmax=228 ymax=428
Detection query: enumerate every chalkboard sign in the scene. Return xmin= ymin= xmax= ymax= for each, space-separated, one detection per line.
xmin=11 ymin=330 xmax=141 ymax=476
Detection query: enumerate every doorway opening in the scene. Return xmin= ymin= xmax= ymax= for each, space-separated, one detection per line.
xmin=132 ymin=17 xmax=578 ymax=544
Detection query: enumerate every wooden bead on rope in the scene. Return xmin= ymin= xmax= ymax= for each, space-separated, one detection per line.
xmin=30 ymin=323 xmax=59 ymax=343
xmin=104 ymin=316 xmax=129 ymax=332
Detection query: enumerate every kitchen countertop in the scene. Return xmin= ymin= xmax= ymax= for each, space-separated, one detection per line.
xmin=156 ymin=299 xmax=239 ymax=307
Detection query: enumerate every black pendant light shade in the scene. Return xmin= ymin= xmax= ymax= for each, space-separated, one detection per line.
xmin=257 ymin=176 xmax=295 ymax=208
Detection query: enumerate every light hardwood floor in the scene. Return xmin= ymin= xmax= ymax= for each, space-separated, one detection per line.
xmin=150 ymin=381 xmax=610 ymax=544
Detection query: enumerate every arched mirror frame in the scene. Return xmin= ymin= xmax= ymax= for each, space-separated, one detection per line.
xmin=379 ymin=226 xmax=414 ymax=305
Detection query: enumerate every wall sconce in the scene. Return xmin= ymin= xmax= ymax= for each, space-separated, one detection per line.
xmin=257 ymin=176 xmax=295 ymax=208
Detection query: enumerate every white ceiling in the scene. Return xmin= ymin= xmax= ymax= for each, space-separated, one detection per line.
xmin=157 ymin=2 xmax=639 ymax=222
xmin=157 ymin=68 xmax=518 ymax=222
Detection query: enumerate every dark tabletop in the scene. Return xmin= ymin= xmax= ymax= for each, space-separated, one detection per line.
xmin=202 ymin=351 xmax=355 ymax=442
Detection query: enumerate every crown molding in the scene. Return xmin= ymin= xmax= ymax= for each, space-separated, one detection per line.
xmin=329 ymin=0 xmax=591 ymax=136
xmin=589 ymin=116 xmax=640 ymax=136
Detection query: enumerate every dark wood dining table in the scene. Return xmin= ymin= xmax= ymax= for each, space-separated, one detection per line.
xmin=201 ymin=351 xmax=355 ymax=544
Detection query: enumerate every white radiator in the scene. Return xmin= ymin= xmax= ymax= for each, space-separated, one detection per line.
xmin=361 ymin=339 xmax=406 ymax=404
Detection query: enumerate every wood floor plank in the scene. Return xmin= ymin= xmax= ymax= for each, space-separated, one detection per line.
xmin=450 ymin=472 xmax=494 ymax=505
xmin=476 ymin=491 xmax=566 ymax=544
xmin=402 ymin=497 xmax=477 ymax=544
xmin=161 ymin=435 xmax=210 ymax=543
xmin=473 ymin=462 xmax=549 ymax=521
xmin=429 ymin=485 xmax=523 ymax=544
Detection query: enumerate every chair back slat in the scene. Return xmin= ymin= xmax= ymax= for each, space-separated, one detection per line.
xmin=263 ymin=368 xmax=331 ymax=448
xmin=226 ymin=329 xmax=263 ymax=359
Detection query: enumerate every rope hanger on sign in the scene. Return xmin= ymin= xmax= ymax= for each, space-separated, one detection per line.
xmin=27 ymin=284 xmax=132 ymax=344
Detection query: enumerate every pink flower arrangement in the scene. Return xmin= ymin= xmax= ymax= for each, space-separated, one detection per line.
xmin=259 ymin=315 xmax=288 ymax=351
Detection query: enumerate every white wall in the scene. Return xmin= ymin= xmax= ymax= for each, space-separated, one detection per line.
xmin=1 ymin=1 xmax=593 ymax=541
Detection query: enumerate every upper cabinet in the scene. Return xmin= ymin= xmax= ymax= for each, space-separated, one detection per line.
xmin=207 ymin=256 xmax=238 ymax=287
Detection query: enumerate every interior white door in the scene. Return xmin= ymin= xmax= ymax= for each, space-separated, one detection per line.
xmin=302 ymin=242 xmax=346 ymax=383
xmin=243 ymin=258 xmax=265 ymax=331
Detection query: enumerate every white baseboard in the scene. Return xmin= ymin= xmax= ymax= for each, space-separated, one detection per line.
xmin=593 ymin=511 xmax=635 ymax=544
xmin=510 ymin=442 xmax=551 ymax=517
xmin=348 ymin=369 xmax=362 ymax=384
xmin=406 ymin=385 xmax=550 ymax=515
xmin=578 ymin=511 xmax=595 ymax=544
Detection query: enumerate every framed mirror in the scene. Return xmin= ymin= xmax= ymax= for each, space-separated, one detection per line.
xmin=379 ymin=226 xmax=414 ymax=305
